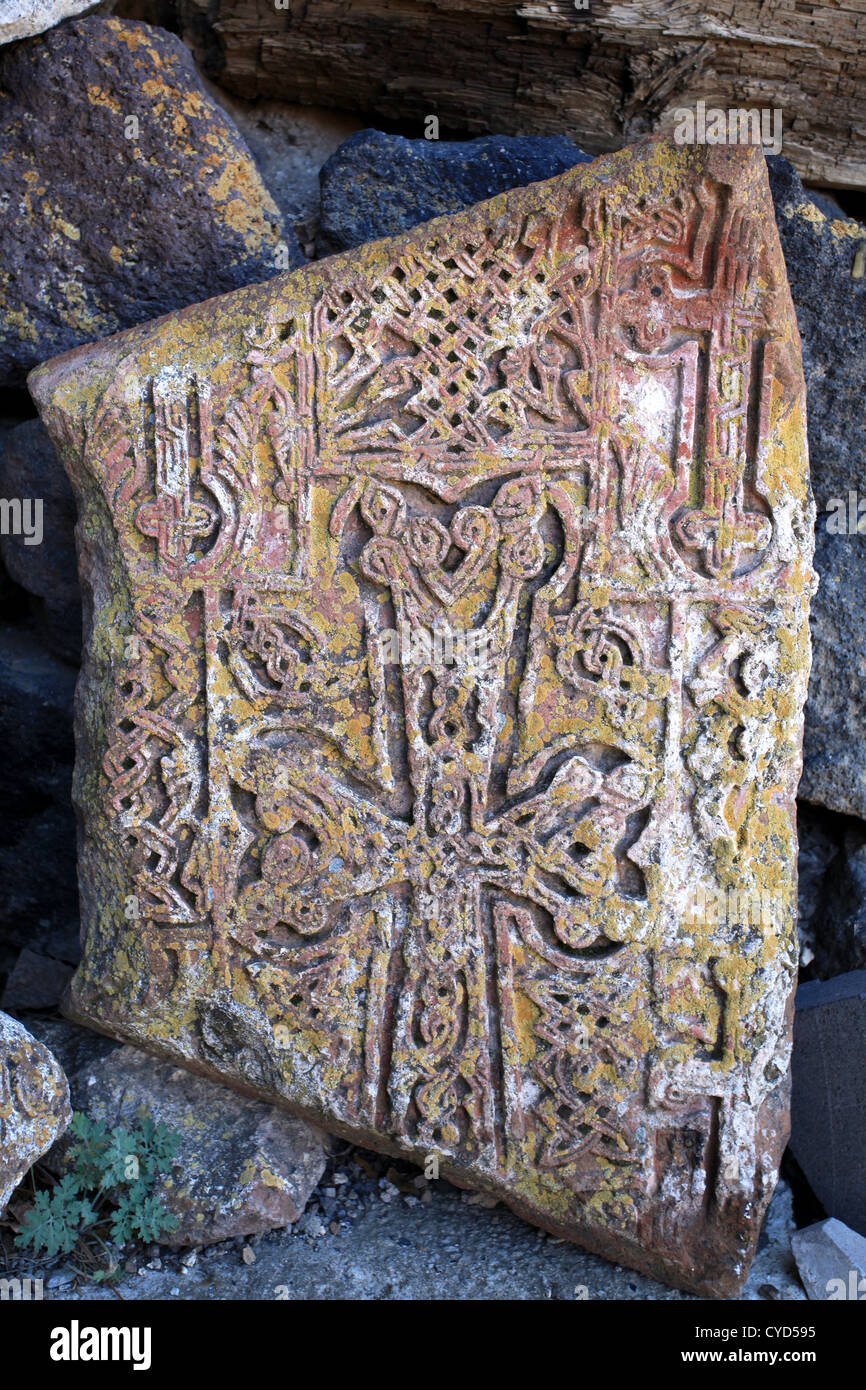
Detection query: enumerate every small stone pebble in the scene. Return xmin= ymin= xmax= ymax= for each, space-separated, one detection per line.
xmin=241 ymin=1245 xmax=256 ymax=1265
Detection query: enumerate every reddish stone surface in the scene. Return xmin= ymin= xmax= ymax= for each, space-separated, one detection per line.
xmin=30 ymin=136 xmax=814 ymax=1296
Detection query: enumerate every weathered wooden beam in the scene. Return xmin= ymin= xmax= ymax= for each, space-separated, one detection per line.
xmin=117 ymin=0 xmax=866 ymax=189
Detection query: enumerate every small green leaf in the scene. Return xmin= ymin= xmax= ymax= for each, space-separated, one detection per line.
xmin=14 ymin=1181 xmax=97 ymax=1256
xmin=130 ymin=1192 xmax=180 ymax=1244
xmin=20 ymin=1107 xmax=183 ymax=1264
xmin=100 ymin=1127 xmax=142 ymax=1189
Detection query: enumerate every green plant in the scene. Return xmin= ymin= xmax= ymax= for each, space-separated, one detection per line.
xmin=15 ymin=1108 xmax=181 ymax=1257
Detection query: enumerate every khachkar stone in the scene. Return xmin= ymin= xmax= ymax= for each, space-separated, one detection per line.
xmin=30 ymin=136 xmax=814 ymax=1297
xmin=1 ymin=1011 xmax=71 ymax=1210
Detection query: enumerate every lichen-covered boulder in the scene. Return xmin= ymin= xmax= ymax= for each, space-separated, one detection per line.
xmin=51 ymin=1044 xmax=329 ymax=1246
xmin=30 ymin=135 xmax=814 ymax=1297
xmin=0 ymin=16 xmax=299 ymax=387
xmin=0 ymin=1010 xmax=71 ymax=1212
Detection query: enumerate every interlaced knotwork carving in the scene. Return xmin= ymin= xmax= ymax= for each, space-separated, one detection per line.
xmin=54 ymin=140 xmax=813 ymax=1295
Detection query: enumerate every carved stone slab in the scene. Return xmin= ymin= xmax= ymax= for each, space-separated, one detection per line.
xmin=0 ymin=1011 xmax=71 ymax=1211
xmin=30 ymin=137 xmax=814 ymax=1296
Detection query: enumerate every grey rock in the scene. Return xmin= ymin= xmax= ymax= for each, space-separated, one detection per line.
xmin=743 ymin=1177 xmax=805 ymax=1302
xmin=792 ymin=1218 xmax=866 ymax=1301
xmin=0 ymin=418 xmax=80 ymax=664
xmin=1 ymin=947 xmax=74 ymax=1012
xmin=800 ymin=514 xmax=866 ymax=818
xmin=0 ymin=1009 xmax=71 ymax=1211
xmin=25 ymin=1015 xmax=121 ymax=1076
xmin=317 ymin=129 xmax=592 ymax=256
xmin=296 ymin=1210 xmax=326 ymax=1240
xmin=790 ymin=972 xmax=866 ymax=1237
xmin=50 ymin=1044 xmax=330 ymax=1246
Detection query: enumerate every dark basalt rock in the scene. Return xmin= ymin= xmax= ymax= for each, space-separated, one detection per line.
xmin=317 ymin=129 xmax=592 ymax=256
xmin=0 ymin=621 xmax=78 ymax=974
xmin=801 ymin=514 xmax=866 ymax=819
xmin=0 ymin=418 xmax=81 ymax=664
xmin=798 ymin=803 xmax=866 ymax=979
xmin=764 ymin=159 xmax=866 ymax=820
xmin=766 ymin=156 xmax=866 ymax=511
xmin=791 ymin=972 xmax=866 ymax=1239
xmin=0 ymin=15 xmax=299 ymax=387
